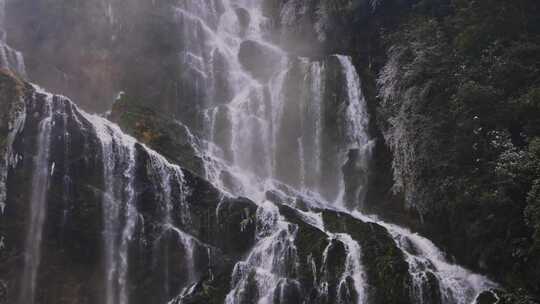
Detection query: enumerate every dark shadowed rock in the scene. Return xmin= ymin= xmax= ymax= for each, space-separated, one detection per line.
xmin=0 ymin=70 xmax=257 ymax=304
xmin=475 ymin=290 xmax=499 ymax=304
xmin=321 ymin=209 xmax=412 ymax=304
xmin=110 ymin=94 xmax=205 ymax=175
xmin=238 ymin=40 xmax=282 ymax=81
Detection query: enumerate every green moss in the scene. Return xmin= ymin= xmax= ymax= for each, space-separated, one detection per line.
xmin=321 ymin=210 xmax=412 ymax=304
xmin=277 ymin=204 xmax=330 ymax=284
xmin=0 ymin=69 xmax=26 ymax=136
xmin=109 ymin=93 xmax=205 ymax=175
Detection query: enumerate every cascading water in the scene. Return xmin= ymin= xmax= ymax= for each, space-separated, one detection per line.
xmin=145 ymin=149 xmax=195 ymax=298
xmin=316 ymin=232 xmax=368 ymax=304
xmin=0 ymin=0 xmax=25 ymax=76
xmin=176 ymin=0 xmax=373 ymax=204
xmin=5 ymin=84 xmax=201 ymax=304
xmin=18 ymin=90 xmax=53 ymax=304
xmin=225 ymin=201 xmax=299 ymax=304
xmin=171 ymin=1 xmax=374 ymax=302
xmin=352 ymin=211 xmax=497 ymax=304
xmin=0 ymin=0 xmax=502 ymax=303
xmin=85 ymin=112 xmax=197 ymax=304
xmin=0 ymin=42 xmax=25 ymax=76
xmin=173 ymin=1 xmax=495 ymax=304
xmin=90 ymin=116 xmax=137 ymax=304
xmin=334 ymin=234 xmax=367 ymax=304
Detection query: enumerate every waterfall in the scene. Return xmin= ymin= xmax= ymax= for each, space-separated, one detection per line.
xmin=335 ymin=55 xmax=374 ymax=210
xmin=85 ymin=111 xmax=200 ymax=303
xmin=317 ymin=233 xmax=368 ymax=304
xmin=5 ymin=85 xmax=205 ymax=303
xmin=167 ymin=225 xmax=197 ymax=284
xmin=91 ymin=116 xmax=137 ymax=304
xmin=146 ymin=150 xmax=190 ymax=227
xmin=302 ymin=60 xmax=325 ymax=191
xmin=146 ymin=149 xmax=194 ymax=298
xmin=225 ymin=201 xmax=299 ymax=304
xmin=352 ymin=211 xmax=497 ymax=304
xmin=174 ymin=1 xmax=495 ymax=304
xmin=2 ymin=0 xmax=501 ymax=303
xmin=0 ymin=0 xmax=26 ymax=77
xmin=171 ymin=2 xmax=374 ymax=301
xmin=335 ymin=234 xmax=367 ymax=304
xmin=0 ymin=43 xmax=26 ymax=76
xmin=175 ymin=0 xmax=373 ymax=206
xmin=18 ymin=90 xmax=53 ymax=304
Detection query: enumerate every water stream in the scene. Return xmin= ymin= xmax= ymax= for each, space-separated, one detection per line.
xmin=18 ymin=90 xmax=53 ymax=304
xmin=173 ymin=1 xmax=495 ymax=303
xmin=3 ymin=1 xmax=498 ymax=303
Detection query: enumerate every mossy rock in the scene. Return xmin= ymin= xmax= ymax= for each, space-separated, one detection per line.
xmin=276 ymin=204 xmax=330 ymax=285
xmin=110 ymin=93 xmax=205 ymax=175
xmin=321 ymin=210 xmax=412 ymax=304
xmin=0 ymin=69 xmax=25 ymax=151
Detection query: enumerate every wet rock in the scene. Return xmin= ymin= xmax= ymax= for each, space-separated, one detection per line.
xmin=475 ymin=290 xmax=499 ymax=304
xmin=110 ymin=95 xmax=205 ymax=175
xmin=235 ymin=7 xmax=251 ymax=33
xmin=419 ymin=271 xmax=442 ymax=304
xmin=323 ymin=238 xmax=349 ymax=299
xmin=272 ymin=279 xmax=302 ymax=304
xmin=238 ymin=40 xmax=282 ymax=81
xmin=342 ymin=148 xmax=368 ymax=210
xmin=1 ymin=77 xmax=106 ymax=304
xmin=275 ymin=204 xmax=331 ymax=300
xmin=0 ymin=71 xmax=258 ymax=304
xmin=321 ymin=209 xmax=412 ymax=304
xmin=213 ymin=105 xmax=233 ymax=161
xmin=273 ymin=58 xmax=304 ymax=188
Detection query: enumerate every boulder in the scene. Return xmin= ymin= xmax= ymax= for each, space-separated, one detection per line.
xmin=238 ymin=40 xmax=283 ymax=82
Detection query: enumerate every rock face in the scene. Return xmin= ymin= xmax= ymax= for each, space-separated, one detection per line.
xmin=0 ymin=71 xmax=256 ymax=304
xmin=238 ymin=40 xmax=282 ymax=81
xmin=320 ymin=210 xmax=411 ymax=304
xmin=0 ymin=69 xmax=494 ymax=304
xmin=0 ymin=70 xmax=419 ymax=304
xmin=109 ymin=94 xmax=206 ymax=176
xmin=2 ymin=0 xmax=376 ymax=210
xmin=264 ymin=0 xmax=540 ymax=300
xmin=0 ymin=1 xmax=25 ymax=80
xmin=0 ymin=0 xmax=514 ymax=303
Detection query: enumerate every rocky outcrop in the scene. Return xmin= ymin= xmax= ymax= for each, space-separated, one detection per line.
xmin=0 ymin=69 xmax=418 ymax=303
xmin=238 ymin=40 xmax=283 ymax=81
xmin=320 ymin=210 xmax=411 ymax=304
xmin=0 ymin=70 xmax=257 ymax=304
xmin=0 ymin=70 xmax=25 ymax=213
xmin=264 ymin=0 xmax=540 ymax=300
xmin=109 ymin=94 xmax=206 ymax=176
xmin=0 ymin=70 xmax=419 ymax=304
xmin=279 ymin=204 xmax=411 ymax=304
xmin=1 ymin=0 xmax=520 ymax=302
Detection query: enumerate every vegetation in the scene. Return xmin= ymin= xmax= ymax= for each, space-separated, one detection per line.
xmin=375 ymin=0 xmax=540 ymax=296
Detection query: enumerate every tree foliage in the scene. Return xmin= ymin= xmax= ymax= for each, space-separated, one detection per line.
xmin=377 ymin=0 xmax=540 ymax=295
